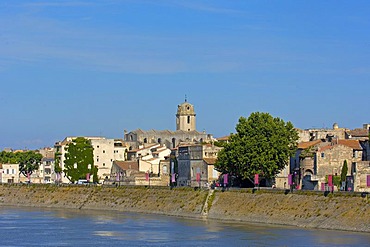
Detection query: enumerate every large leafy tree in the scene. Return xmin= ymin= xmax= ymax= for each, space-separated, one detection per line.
xmin=0 ymin=151 xmax=18 ymax=164
xmin=18 ymin=151 xmax=43 ymax=177
xmin=0 ymin=150 xmax=42 ymax=177
xmin=64 ymin=137 xmax=97 ymax=183
xmin=215 ymin=112 xmax=299 ymax=181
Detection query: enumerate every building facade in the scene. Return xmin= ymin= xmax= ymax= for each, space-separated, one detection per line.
xmin=124 ymin=100 xmax=213 ymax=150
xmin=177 ymin=143 xmax=222 ymax=187
xmin=0 ymin=164 xmax=20 ymax=183
xmin=55 ymin=136 xmax=121 ymax=183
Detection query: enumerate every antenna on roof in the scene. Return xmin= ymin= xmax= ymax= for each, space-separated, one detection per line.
xmin=185 ymin=94 xmax=187 ymax=102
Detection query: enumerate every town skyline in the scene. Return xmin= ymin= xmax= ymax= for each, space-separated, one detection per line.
xmin=1 ymin=1 xmax=369 ymax=150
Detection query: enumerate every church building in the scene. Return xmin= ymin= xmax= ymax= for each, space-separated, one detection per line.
xmin=124 ymin=99 xmax=213 ymax=150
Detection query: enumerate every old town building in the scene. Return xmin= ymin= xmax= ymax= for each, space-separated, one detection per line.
xmin=124 ymin=100 xmax=213 ymax=150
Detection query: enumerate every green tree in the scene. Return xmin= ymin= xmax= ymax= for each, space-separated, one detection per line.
xmin=340 ymin=160 xmax=348 ymax=190
xmin=341 ymin=160 xmax=348 ymax=182
xmin=0 ymin=151 xmax=42 ymax=178
xmin=0 ymin=151 xmax=18 ymax=164
xmin=54 ymin=153 xmax=62 ymax=174
xmin=64 ymin=137 xmax=97 ymax=183
xmin=18 ymin=151 xmax=43 ymax=177
xmin=326 ymin=175 xmax=341 ymax=189
xmin=215 ymin=112 xmax=299 ymax=181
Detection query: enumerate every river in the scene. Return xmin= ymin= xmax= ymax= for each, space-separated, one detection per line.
xmin=0 ymin=207 xmax=369 ymax=246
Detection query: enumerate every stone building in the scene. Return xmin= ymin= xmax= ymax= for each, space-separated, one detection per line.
xmin=297 ymin=123 xmax=348 ymax=143
xmin=292 ymin=139 xmax=364 ymax=191
xmin=353 ymin=161 xmax=370 ymax=192
xmin=292 ymin=123 xmax=370 ymax=191
xmin=177 ymin=144 xmax=205 ymax=187
xmin=124 ymin=100 xmax=213 ymax=150
xmin=110 ymin=160 xmax=139 ymax=181
xmin=177 ymin=143 xmax=222 ymax=187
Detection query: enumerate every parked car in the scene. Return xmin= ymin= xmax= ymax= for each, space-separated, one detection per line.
xmin=77 ymin=179 xmax=89 ymax=185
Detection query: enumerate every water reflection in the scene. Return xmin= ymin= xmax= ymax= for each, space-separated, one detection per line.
xmin=0 ymin=206 xmax=369 ymax=246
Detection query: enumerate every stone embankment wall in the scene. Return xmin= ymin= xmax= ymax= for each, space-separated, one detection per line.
xmin=0 ymin=185 xmax=368 ymax=232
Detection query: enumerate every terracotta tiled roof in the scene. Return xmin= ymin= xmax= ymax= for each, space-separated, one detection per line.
xmin=337 ymin=140 xmax=362 ymax=150
xmin=216 ymin=136 xmax=229 ymax=141
xmin=347 ymin=129 xmax=369 ymax=137
xmin=298 ymin=140 xmax=322 ymax=149
xmin=113 ymin=161 xmax=139 ymax=171
xmin=203 ymin=158 xmax=217 ymax=165
xmin=318 ymin=139 xmax=362 ymax=152
xmin=318 ymin=145 xmax=333 ymax=152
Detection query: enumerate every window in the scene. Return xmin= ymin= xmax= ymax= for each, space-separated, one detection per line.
xmin=97 ymin=145 xmax=100 ymax=148
xmin=187 ymin=116 xmax=190 ymax=124
xmin=103 ymin=163 xmax=105 ymax=167
xmin=213 ymin=168 xmax=218 ymax=178
xmin=103 ymin=150 xmax=105 ymax=153
xmin=321 ymin=153 xmax=325 ymax=158
xmin=172 ymin=138 xmax=176 ymax=149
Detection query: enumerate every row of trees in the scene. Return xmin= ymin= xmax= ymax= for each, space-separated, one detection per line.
xmin=0 ymin=137 xmax=97 ymax=183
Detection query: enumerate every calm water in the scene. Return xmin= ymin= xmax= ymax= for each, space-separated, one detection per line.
xmin=0 ymin=207 xmax=369 ymax=247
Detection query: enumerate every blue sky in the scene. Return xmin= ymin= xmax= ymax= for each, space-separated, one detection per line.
xmin=1 ymin=0 xmax=369 ymax=150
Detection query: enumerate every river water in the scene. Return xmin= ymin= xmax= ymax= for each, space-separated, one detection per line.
xmin=0 ymin=207 xmax=368 ymax=247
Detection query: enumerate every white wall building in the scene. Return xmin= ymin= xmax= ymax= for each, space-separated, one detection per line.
xmin=0 ymin=164 xmax=20 ymax=184
xmin=56 ymin=136 xmax=119 ymax=183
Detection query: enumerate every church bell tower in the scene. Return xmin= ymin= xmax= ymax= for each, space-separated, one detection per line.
xmin=176 ymin=97 xmax=196 ymax=132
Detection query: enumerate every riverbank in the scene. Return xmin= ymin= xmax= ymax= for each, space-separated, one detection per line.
xmin=0 ymin=184 xmax=368 ymax=232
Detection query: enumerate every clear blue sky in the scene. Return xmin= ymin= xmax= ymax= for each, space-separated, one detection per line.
xmin=1 ymin=0 xmax=369 ymax=150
